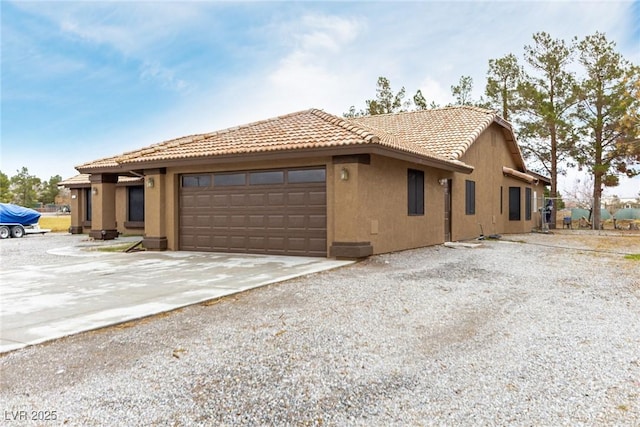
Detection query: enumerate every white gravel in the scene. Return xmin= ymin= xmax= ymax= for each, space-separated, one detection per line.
xmin=1 ymin=232 xmax=639 ymax=426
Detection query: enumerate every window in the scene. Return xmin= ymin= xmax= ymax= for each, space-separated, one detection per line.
xmin=128 ymin=186 xmax=145 ymax=222
xmin=85 ymin=188 xmax=92 ymax=221
xmin=288 ymin=169 xmax=326 ymax=183
xmin=465 ymin=180 xmax=475 ymax=215
xmin=407 ymin=169 xmax=424 ymax=215
xmin=249 ymin=171 xmax=284 ymax=185
xmin=182 ymin=175 xmax=211 ymax=187
xmin=525 ymin=187 xmax=532 ymax=220
xmin=214 ymin=173 xmax=246 ymax=187
xmin=509 ymin=187 xmax=521 ymax=221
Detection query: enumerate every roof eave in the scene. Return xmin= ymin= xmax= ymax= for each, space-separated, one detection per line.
xmin=75 ymin=144 xmax=474 ymax=175
xmin=526 ymin=170 xmax=551 ymax=185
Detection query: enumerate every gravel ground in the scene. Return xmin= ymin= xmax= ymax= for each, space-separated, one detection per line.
xmin=1 ymin=231 xmax=639 ymax=426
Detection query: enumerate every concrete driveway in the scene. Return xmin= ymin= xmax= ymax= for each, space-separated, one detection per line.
xmin=0 ymin=236 xmax=352 ymax=353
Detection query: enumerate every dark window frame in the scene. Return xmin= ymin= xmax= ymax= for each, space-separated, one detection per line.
xmin=407 ymin=169 xmax=425 ymax=216
xmin=127 ymin=185 xmax=145 ymax=223
xmin=465 ymin=180 xmax=475 ymax=215
xmin=249 ymin=170 xmax=285 ymax=185
xmin=525 ymin=187 xmax=532 ymax=220
xmin=85 ymin=187 xmax=92 ymax=222
xmin=214 ymin=173 xmax=246 ymax=187
xmin=509 ymin=186 xmax=521 ymax=221
xmin=287 ymin=168 xmax=326 ymax=184
xmin=182 ymin=175 xmax=211 ymax=188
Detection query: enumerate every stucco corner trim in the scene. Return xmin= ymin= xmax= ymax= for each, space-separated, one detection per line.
xmin=143 ymin=237 xmax=168 ymax=250
xmin=89 ymin=229 xmax=118 ymax=240
xmin=124 ymin=221 xmax=145 ymax=229
xmin=330 ymin=241 xmax=373 ymax=259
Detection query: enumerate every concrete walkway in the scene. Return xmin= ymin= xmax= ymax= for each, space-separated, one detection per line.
xmin=1 ymin=244 xmax=352 ymax=353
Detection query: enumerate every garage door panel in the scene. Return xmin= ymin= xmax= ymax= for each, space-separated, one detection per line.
xmin=212 ymin=236 xmax=228 ymax=248
xmin=195 ymin=235 xmax=211 ymax=247
xmin=268 ymin=193 xmax=285 ymax=206
xmin=308 ymin=215 xmax=327 ymax=229
xmin=226 ymin=215 xmax=244 ymax=227
xmin=248 ymin=237 xmax=266 ymax=250
xmin=213 ymin=194 xmax=229 ymax=205
xmin=309 ymin=238 xmax=328 ymax=251
xmin=180 ymin=235 xmax=195 ymax=248
xmin=212 ymin=215 xmax=228 ymax=227
xmin=267 ymin=237 xmax=285 ymax=249
xmin=180 ymin=168 xmax=326 ymax=256
xmin=287 ymin=238 xmax=306 ymax=251
xmin=287 ymin=215 xmax=305 ymax=229
xmin=248 ymin=215 xmax=266 ymax=227
xmin=195 ymin=195 xmax=211 ymax=207
xmin=181 ymin=216 xmax=196 ymax=227
xmin=230 ymin=236 xmax=247 ymax=250
xmin=196 ymin=215 xmax=211 ymax=227
xmin=182 ymin=194 xmax=196 ymax=207
xmin=230 ymin=194 xmax=245 ymax=206
xmin=247 ymin=193 xmax=266 ymax=206
xmin=287 ymin=192 xmax=306 ymax=206
xmin=267 ymin=215 xmax=285 ymax=227
xmin=308 ymin=191 xmax=326 ymax=205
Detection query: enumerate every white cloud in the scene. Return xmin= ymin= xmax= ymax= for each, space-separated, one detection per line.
xmin=268 ymin=13 xmax=364 ymax=86
xmin=5 ymin=0 xmax=639 ymax=184
xmin=15 ymin=2 xmax=207 ymax=55
xmin=139 ymin=61 xmax=191 ymax=93
xmin=10 ymin=1 xmax=210 ymax=91
xmin=416 ymin=76 xmax=452 ymax=107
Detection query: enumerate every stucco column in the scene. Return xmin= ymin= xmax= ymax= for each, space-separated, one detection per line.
xmin=142 ymin=168 xmax=168 ymax=250
xmin=89 ymin=174 xmax=118 ymax=240
xmin=329 ymin=155 xmax=373 ymax=258
xmin=68 ymin=188 xmax=83 ymax=234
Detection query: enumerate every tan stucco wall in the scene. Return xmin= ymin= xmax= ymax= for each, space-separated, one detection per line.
xmin=68 ymin=184 xmax=144 ymax=236
xmin=143 ymin=173 xmax=165 ymax=240
xmin=114 ymin=185 xmax=145 ymax=236
xmin=90 ymin=182 xmax=116 ymax=232
xmin=333 ymin=155 xmax=447 ymax=255
xmin=452 ymin=124 xmax=544 ymax=241
xmin=68 ymin=188 xmax=86 ymax=233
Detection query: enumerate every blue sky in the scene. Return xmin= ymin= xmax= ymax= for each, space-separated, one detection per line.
xmin=1 ymin=0 xmax=639 ymax=197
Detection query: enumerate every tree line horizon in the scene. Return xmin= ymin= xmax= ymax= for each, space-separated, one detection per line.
xmin=343 ymin=31 xmax=639 ymax=229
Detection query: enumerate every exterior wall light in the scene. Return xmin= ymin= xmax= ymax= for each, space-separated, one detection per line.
xmin=340 ymin=168 xmax=349 ymax=181
xmin=92 ymin=187 xmax=98 ymax=195
xmin=438 ymin=178 xmax=448 ymax=186
xmin=146 ymin=177 xmax=155 ymax=188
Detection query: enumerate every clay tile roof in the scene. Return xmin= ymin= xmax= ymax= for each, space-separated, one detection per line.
xmin=59 ymin=174 xmax=92 ymax=186
xmin=75 ymin=155 xmax=121 ymax=171
xmin=349 ymin=105 xmax=499 ymax=160
xmin=60 ymin=174 xmax=143 ymax=187
xmin=76 ymin=107 xmax=506 ymax=173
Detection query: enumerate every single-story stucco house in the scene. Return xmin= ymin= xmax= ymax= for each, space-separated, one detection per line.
xmin=61 ymin=106 xmax=550 ymax=258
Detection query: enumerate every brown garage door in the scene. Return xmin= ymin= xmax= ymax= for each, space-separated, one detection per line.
xmin=179 ymin=167 xmax=327 ymax=256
